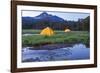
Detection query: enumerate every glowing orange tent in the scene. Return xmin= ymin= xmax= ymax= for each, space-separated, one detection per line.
xmin=64 ymin=29 xmax=71 ymax=32
xmin=40 ymin=27 xmax=54 ymax=36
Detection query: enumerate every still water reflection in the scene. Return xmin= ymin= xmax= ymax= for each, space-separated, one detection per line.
xmin=22 ymin=44 xmax=90 ymax=62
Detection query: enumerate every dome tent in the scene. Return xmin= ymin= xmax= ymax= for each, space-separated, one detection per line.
xmin=64 ymin=29 xmax=71 ymax=32
xmin=40 ymin=27 xmax=54 ymax=36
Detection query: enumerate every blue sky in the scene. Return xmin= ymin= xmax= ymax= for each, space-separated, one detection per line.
xmin=22 ymin=10 xmax=90 ymax=21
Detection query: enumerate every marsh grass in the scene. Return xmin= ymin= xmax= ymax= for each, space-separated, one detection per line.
xmin=22 ymin=30 xmax=89 ymax=47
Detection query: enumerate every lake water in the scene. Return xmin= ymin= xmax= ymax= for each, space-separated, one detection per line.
xmin=22 ymin=44 xmax=90 ymax=62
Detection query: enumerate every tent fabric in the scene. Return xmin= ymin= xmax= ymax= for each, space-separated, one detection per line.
xmin=64 ymin=29 xmax=71 ymax=32
xmin=40 ymin=27 xmax=54 ymax=36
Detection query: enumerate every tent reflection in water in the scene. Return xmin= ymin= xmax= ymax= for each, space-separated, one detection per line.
xmin=40 ymin=27 xmax=54 ymax=36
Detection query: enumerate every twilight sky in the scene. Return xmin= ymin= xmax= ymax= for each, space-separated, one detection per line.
xmin=22 ymin=10 xmax=90 ymax=21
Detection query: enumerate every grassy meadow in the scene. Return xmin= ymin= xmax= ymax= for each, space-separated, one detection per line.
xmin=22 ymin=29 xmax=89 ymax=47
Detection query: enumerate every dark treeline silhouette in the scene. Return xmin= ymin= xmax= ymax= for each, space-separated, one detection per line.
xmin=22 ymin=12 xmax=90 ymax=31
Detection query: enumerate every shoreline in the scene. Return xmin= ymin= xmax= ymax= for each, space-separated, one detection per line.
xmin=22 ymin=43 xmax=89 ymax=50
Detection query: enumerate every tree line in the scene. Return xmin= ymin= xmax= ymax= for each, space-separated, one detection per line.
xmin=22 ymin=16 xmax=90 ymax=31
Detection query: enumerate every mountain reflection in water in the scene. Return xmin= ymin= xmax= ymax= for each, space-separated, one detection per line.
xmin=22 ymin=44 xmax=90 ymax=62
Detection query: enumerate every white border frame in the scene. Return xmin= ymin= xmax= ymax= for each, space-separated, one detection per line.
xmin=17 ymin=5 xmax=94 ymax=68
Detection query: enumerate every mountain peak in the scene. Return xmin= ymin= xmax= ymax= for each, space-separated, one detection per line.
xmin=41 ymin=12 xmax=48 ymax=16
xmin=34 ymin=12 xmax=50 ymax=19
xmin=34 ymin=12 xmax=65 ymax=22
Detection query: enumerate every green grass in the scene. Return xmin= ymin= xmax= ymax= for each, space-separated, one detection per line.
xmin=22 ymin=29 xmax=89 ymax=47
xmin=22 ymin=29 xmax=41 ymax=34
